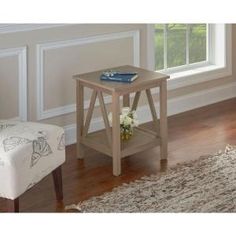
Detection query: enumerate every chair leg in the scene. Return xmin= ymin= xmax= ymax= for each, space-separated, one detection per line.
xmin=52 ymin=166 xmax=63 ymax=202
xmin=7 ymin=198 xmax=19 ymax=212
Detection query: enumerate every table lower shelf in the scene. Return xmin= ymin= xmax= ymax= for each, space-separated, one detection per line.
xmin=81 ymin=127 xmax=160 ymax=158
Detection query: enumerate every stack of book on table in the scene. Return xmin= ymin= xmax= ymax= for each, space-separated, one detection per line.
xmin=100 ymin=71 xmax=138 ymax=83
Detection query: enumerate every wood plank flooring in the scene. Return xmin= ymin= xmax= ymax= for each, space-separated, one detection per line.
xmin=1 ymin=98 xmax=236 ymax=212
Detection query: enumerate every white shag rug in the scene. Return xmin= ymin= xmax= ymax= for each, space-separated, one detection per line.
xmin=66 ymin=145 xmax=236 ymax=213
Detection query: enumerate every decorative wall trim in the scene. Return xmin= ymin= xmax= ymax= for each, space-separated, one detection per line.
xmin=64 ymin=82 xmax=236 ymax=145
xmin=0 ymin=24 xmax=64 ymax=34
xmin=0 ymin=47 xmax=27 ymax=121
xmin=37 ymin=30 xmax=140 ymax=120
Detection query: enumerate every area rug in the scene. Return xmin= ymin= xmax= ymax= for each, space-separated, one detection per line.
xmin=65 ymin=145 xmax=236 ymax=213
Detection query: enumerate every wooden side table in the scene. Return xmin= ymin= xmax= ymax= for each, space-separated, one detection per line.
xmin=73 ymin=65 xmax=170 ymax=176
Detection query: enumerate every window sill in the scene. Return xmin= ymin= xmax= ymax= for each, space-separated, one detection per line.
xmin=160 ymin=64 xmax=232 ymax=90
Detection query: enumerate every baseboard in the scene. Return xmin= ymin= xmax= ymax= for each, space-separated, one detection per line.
xmin=64 ymin=82 xmax=236 ymax=145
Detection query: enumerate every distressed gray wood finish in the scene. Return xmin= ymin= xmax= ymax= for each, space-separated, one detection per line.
xmin=74 ymin=65 xmax=169 ymax=175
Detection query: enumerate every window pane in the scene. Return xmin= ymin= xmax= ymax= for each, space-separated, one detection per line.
xmin=189 ymin=24 xmax=207 ymax=64
xmin=167 ymin=24 xmax=186 ymax=68
xmin=155 ymin=24 xmax=164 ymax=70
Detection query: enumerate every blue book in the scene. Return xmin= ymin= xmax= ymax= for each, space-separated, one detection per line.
xmin=100 ymin=71 xmax=138 ymax=83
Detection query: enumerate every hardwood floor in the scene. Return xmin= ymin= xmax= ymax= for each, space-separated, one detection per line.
xmin=1 ymin=98 xmax=236 ymax=212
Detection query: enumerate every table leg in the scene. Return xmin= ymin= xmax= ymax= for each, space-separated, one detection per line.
xmin=131 ymin=91 xmax=141 ymax=111
xmin=123 ymin=94 xmax=130 ymax=107
xmin=112 ymin=93 xmax=121 ymax=176
xmin=159 ymin=80 xmax=168 ymax=160
xmin=76 ymin=81 xmax=85 ymax=159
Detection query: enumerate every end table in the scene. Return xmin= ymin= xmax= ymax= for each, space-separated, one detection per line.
xmin=73 ymin=65 xmax=170 ymax=176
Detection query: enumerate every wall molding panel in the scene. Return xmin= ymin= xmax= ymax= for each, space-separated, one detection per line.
xmin=0 ymin=46 xmax=27 ymax=121
xmin=36 ymin=30 xmax=140 ymax=120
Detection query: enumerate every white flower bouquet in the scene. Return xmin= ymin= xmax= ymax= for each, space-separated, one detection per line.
xmin=108 ymin=107 xmax=139 ymax=140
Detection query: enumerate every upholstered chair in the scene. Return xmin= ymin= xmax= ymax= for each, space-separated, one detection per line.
xmin=0 ymin=120 xmax=65 ymax=212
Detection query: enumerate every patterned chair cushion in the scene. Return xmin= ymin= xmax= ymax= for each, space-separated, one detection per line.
xmin=0 ymin=120 xmax=65 ymax=200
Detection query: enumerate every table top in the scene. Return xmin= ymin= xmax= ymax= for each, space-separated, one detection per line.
xmin=73 ymin=65 xmax=170 ymax=94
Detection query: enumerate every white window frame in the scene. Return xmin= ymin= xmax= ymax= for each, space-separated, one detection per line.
xmin=147 ymin=24 xmax=232 ymax=90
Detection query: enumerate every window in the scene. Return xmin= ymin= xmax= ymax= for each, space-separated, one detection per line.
xmin=147 ymin=24 xmax=232 ymax=89
xmin=155 ymin=24 xmax=207 ymax=71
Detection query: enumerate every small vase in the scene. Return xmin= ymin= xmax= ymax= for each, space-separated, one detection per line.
xmin=121 ymin=127 xmax=133 ymax=141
